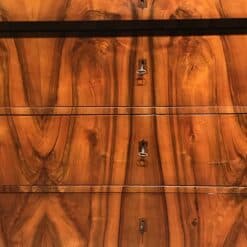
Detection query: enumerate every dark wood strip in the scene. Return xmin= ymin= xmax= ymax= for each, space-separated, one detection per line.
xmin=0 ymin=19 xmax=247 ymax=37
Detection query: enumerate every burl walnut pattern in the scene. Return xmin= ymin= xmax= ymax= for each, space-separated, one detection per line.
xmin=0 ymin=1 xmax=246 ymax=246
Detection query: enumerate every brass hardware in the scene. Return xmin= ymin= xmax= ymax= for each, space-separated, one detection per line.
xmin=138 ymin=140 xmax=148 ymax=166
xmin=138 ymin=0 xmax=147 ymax=8
xmin=137 ymin=59 xmax=147 ymax=77
xmin=138 ymin=140 xmax=148 ymax=158
xmin=139 ymin=218 xmax=146 ymax=234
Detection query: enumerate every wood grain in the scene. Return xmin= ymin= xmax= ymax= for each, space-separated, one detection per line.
xmin=153 ymin=35 xmax=247 ymax=107
xmin=2 ymin=106 xmax=247 ymax=115
xmin=0 ymin=185 xmax=247 ymax=193
xmin=0 ymin=192 xmax=245 ymax=246
xmin=0 ymin=0 xmax=246 ymax=21
xmin=0 ymin=114 xmax=246 ymax=186
xmin=0 ymin=2 xmax=246 ymax=246
xmin=0 ymin=35 xmax=247 ymax=108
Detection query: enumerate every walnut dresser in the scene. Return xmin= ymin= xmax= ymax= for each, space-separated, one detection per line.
xmin=0 ymin=1 xmax=246 ymax=246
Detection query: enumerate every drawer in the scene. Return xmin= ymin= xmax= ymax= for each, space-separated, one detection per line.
xmin=0 ymin=190 xmax=246 ymax=246
xmin=0 ymin=114 xmax=246 ymax=186
xmin=0 ymin=0 xmax=246 ymax=21
xmin=0 ymin=35 xmax=247 ymax=107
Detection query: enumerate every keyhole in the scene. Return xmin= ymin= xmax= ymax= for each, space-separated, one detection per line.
xmin=138 ymin=140 xmax=148 ymax=166
xmin=138 ymin=0 xmax=147 ymax=8
xmin=139 ymin=218 xmax=146 ymax=234
xmin=138 ymin=140 xmax=148 ymax=158
xmin=137 ymin=59 xmax=147 ymax=77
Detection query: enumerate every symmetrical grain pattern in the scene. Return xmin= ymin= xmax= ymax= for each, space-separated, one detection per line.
xmin=0 ymin=192 xmax=246 ymax=246
xmin=0 ymin=0 xmax=246 ymax=21
xmin=0 ymin=1 xmax=246 ymax=246
xmin=0 ymin=115 xmax=246 ymax=186
xmin=0 ymin=35 xmax=247 ymax=108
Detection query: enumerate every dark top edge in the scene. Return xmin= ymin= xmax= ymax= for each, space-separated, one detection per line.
xmin=0 ymin=19 xmax=246 ymax=37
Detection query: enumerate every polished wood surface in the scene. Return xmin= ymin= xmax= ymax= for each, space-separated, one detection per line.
xmin=0 ymin=185 xmax=247 ymax=193
xmin=0 ymin=35 xmax=247 ymax=107
xmin=0 ymin=192 xmax=246 ymax=246
xmin=0 ymin=114 xmax=246 ymax=186
xmin=0 ymin=0 xmax=246 ymax=21
xmin=0 ymin=2 xmax=246 ymax=245
xmin=2 ymin=106 xmax=247 ymax=115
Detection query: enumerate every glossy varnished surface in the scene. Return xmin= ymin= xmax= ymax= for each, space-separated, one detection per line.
xmin=0 ymin=185 xmax=247 ymax=193
xmin=0 ymin=1 xmax=246 ymax=246
xmin=0 ymin=192 xmax=246 ymax=246
xmin=0 ymin=114 xmax=246 ymax=186
xmin=0 ymin=35 xmax=247 ymax=107
xmin=0 ymin=0 xmax=246 ymax=21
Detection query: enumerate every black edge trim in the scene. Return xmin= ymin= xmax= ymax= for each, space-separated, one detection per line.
xmin=0 ymin=19 xmax=246 ymax=37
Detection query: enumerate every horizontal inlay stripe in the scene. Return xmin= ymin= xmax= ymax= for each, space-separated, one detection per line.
xmin=0 ymin=185 xmax=246 ymax=194
xmin=0 ymin=19 xmax=246 ymax=37
xmin=1 ymin=106 xmax=247 ymax=115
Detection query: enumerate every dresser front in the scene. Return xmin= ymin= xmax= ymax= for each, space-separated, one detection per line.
xmin=0 ymin=1 xmax=246 ymax=246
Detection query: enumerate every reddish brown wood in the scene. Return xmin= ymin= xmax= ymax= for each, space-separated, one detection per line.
xmin=0 ymin=36 xmax=247 ymax=107
xmin=0 ymin=2 xmax=246 ymax=246
xmin=0 ymin=192 xmax=246 ymax=246
xmin=0 ymin=0 xmax=246 ymax=21
xmin=0 ymin=114 xmax=246 ymax=186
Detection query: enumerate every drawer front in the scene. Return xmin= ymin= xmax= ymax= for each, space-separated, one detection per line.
xmin=0 ymin=0 xmax=246 ymax=21
xmin=0 ymin=35 xmax=247 ymax=107
xmin=0 ymin=114 xmax=246 ymax=186
xmin=0 ymin=191 xmax=246 ymax=246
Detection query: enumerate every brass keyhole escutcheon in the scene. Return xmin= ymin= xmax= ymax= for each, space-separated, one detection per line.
xmin=138 ymin=140 xmax=148 ymax=166
xmin=138 ymin=0 xmax=147 ymax=8
xmin=137 ymin=59 xmax=147 ymax=77
xmin=139 ymin=218 xmax=147 ymax=234
xmin=137 ymin=59 xmax=147 ymax=86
